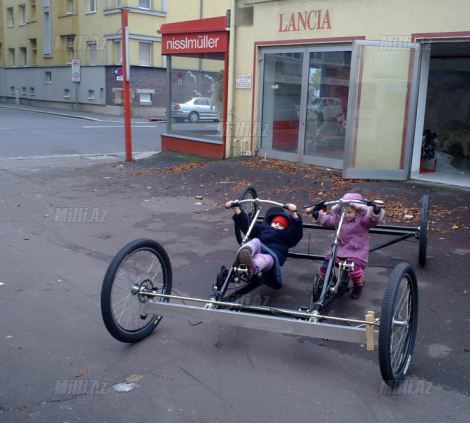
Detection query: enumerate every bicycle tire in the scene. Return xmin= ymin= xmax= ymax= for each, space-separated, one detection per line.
xmin=418 ymin=195 xmax=429 ymax=267
xmin=234 ymin=185 xmax=258 ymax=244
xmin=101 ymin=238 xmax=172 ymax=343
xmin=378 ymin=262 xmax=419 ymax=385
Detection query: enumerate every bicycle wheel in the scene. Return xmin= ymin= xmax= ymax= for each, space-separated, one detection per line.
xmin=234 ymin=185 xmax=258 ymax=244
xmin=418 ymin=195 xmax=429 ymax=267
xmin=101 ymin=239 xmax=172 ymax=343
xmin=378 ymin=262 xmax=419 ymax=385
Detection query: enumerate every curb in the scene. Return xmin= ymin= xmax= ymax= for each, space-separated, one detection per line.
xmin=0 ymin=105 xmax=101 ymax=121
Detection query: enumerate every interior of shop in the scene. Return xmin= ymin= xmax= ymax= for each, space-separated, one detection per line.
xmin=168 ymin=57 xmax=224 ymax=142
xmin=419 ymin=42 xmax=470 ymax=186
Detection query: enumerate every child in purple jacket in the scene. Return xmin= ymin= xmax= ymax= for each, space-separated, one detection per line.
xmin=306 ymin=193 xmax=385 ymax=299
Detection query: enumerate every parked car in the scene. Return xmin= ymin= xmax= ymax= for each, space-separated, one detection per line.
xmin=171 ymin=97 xmax=219 ymax=123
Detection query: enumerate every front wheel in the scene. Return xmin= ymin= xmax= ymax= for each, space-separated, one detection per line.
xmin=378 ymin=262 xmax=418 ymax=385
xmin=101 ymin=239 xmax=172 ymax=343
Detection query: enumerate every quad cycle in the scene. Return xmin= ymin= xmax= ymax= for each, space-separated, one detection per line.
xmin=101 ymin=186 xmax=429 ymax=385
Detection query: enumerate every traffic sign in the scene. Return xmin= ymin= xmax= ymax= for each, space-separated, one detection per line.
xmin=71 ymin=59 xmax=81 ymax=83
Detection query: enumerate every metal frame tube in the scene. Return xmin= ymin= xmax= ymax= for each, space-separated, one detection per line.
xmin=143 ymin=299 xmax=378 ymax=345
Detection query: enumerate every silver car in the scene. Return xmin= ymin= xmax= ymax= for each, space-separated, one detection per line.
xmin=171 ymin=97 xmax=219 ymax=123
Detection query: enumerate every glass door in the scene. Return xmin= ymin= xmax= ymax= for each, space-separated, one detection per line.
xmin=344 ymin=40 xmax=420 ymax=179
xmin=304 ymin=49 xmax=352 ymax=167
xmin=260 ymin=52 xmax=303 ymax=157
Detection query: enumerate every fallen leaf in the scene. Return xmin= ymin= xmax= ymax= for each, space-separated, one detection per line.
xmin=74 ymin=368 xmax=89 ymax=378
xmin=126 ymin=374 xmax=143 ymax=383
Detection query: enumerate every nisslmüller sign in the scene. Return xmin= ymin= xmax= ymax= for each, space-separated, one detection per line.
xmin=162 ymin=32 xmax=228 ymax=55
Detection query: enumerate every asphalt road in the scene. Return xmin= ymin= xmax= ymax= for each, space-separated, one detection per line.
xmin=0 ymin=106 xmax=163 ymax=168
xmin=0 ymin=109 xmax=469 ymax=423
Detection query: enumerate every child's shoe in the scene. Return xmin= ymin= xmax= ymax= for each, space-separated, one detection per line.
xmin=350 ymin=283 xmax=364 ymax=300
xmin=237 ymin=246 xmax=256 ymax=276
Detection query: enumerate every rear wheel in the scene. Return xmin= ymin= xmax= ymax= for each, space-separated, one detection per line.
xmin=188 ymin=111 xmax=199 ymax=123
xmin=418 ymin=195 xmax=429 ymax=267
xmin=234 ymin=186 xmax=258 ymax=244
xmin=378 ymin=262 xmax=418 ymax=385
xmin=101 ymin=239 xmax=172 ymax=343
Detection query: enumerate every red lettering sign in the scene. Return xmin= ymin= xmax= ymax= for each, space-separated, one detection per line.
xmin=162 ymin=32 xmax=228 ymax=55
xmin=279 ymin=9 xmax=331 ymax=32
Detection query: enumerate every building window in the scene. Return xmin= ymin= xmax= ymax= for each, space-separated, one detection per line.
xmin=139 ymin=93 xmax=152 ymax=104
xmin=7 ymin=7 xmax=14 ymax=27
xmin=21 ymin=87 xmax=27 ymax=96
xmin=89 ymin=0 xmax=96 ymax=13
xmin=138 ymin=42 xmax=151 ymax=66
xmin=30 ymin=0 xmax=37 ymax=21
xmin=114 ymin=40 xmax=122 ymax=65
xmin=45 ymin=71 xmax=52 ymax=83
xmin=139 ymin=0 xmax=151 ymax=9
xmin=113 ymin=88 xmax=123 ymax=104
xmin=19 ymin=4 xmax=26 ymax=25
xmin=8 ymin=48 xmax=15 ymax=67
xmin=29 ymin=87 xmax=35 ymax=96
xmin=88 ymin=90 xmax=95 ymax=100
xmin=43 ymin=10 xmax=52 ymax=55
xmin=30 ymin=39 xmax=37 ymax=65
xmin=20 ymin=47 xmax=27 ymax=66
xmin=65 ymin=0 xmax=74 ymax=14
xmin=10 ymin=86 xmax=16 ymax=96
xmin=64 ymin=88 xmax=70 ymax=98
xmin=87 ymin=41 xmax=97 ymax=65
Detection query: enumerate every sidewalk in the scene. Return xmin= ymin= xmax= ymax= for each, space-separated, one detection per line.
xmin=0 ymin=103 xmax=160 ymax=124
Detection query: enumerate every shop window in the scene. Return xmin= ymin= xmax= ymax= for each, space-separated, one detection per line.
xmin=138 ymin=42 xmax=151 ymax=66
xmin=169 ymin=56 xmax=224 ymax=141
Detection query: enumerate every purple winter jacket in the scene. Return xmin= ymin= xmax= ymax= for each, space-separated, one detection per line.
xmin=317 ymin=204 xmax=384 ymax=263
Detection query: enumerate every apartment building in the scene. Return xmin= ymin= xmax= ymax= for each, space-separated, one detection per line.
xmin=0 ymin=0 xmax=230 ymax=117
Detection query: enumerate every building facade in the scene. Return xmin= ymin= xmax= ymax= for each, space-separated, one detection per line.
xmin=0 ymin=0 xmax=229 ymax=117
xmin=225 ymin=0 xmax=470 ymax=186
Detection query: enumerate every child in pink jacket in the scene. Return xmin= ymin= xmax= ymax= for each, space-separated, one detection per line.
xmin=307 ymin=193 xmax=385 ymax=299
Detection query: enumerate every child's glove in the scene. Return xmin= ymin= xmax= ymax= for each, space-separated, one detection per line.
xmin=372 ymin=200 xmax=384 ymax=214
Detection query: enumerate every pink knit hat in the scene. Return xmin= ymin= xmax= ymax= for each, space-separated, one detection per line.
xmin=341 ymin=193 xmax=365 ymax=209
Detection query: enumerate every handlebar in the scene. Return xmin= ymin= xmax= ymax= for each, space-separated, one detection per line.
xmin=226 ymin=198 xmax=290 ymax=210
xmin=305 ymin=198 xmax=385 ymax=212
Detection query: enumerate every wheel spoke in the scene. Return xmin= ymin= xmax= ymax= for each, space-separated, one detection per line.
xmin=110 ymin=248 xmax=165 ymax=331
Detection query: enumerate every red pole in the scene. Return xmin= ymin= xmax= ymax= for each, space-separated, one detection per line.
xmin=121 ymin=8 xmax=133 ymax=162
